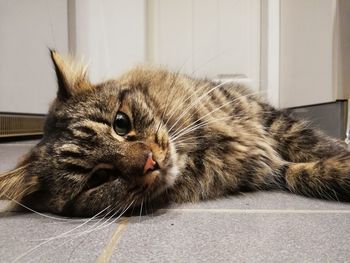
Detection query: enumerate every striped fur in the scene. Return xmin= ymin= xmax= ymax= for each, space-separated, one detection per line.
xmin=0 ymin=51 xmax=349 ymax=217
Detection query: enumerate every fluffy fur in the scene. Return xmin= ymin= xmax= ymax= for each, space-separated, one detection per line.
xmin=0 ymin=51 xmax=349 ymax=217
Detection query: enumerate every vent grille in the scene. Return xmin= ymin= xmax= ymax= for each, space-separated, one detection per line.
xmin=0 ymin=113 xmax=45 ymax=138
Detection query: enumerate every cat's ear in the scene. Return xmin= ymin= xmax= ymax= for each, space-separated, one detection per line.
xmin=0 ymin=165 xmax=39 ymax=203
xmin=50 ymin=49 xmax=92 ymax=101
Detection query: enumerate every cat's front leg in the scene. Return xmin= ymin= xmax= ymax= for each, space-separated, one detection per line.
xmin=61 ymin=180 xmax=134 ymax=217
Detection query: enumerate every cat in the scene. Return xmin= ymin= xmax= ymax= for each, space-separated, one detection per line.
xmin=0 ymin=50 xmax=349 ymax=217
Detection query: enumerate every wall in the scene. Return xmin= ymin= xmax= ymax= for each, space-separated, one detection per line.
xmin=335 ymin=0 xmax=350 ymax=100
xmin=69 ymin=0 xmax=146 ymax=83
xmin=1 ymin=0 xmax=347 ymax=114
xmin=147 ymin=0 xmax=261 ymax=91
xmin=0 ymin=0 xmax=145 ymax=114
xmin=0 ymin=0 xmax=68 ymax=114
xmin=279 ymin=0 xmax=335 ymax=108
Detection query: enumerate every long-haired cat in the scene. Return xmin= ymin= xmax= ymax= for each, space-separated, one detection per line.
xmin=0 ymin=50 xmax=349 ymax=217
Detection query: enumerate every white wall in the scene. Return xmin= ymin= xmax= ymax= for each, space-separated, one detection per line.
xmin=70 ymin=0 xmax=146 ymax=83
xmin=147 ymin=0 xmax=261 ymax=91
xmin=1 ymin=0 xmax=347 ymax=114
xmin=261 ymin=0 xmax=349 ymax=108
xmin=0 ymin=0 xmax=145 ymax=114
xmin=279 ymin=0 xmax=335 ymax=108
xmin=335 ymin=0 xmax=350 ymax=100
xmin=0 ymin=0 xmax=68 ymax=114
xmin=260 ymin=0 xmax=280 ymax=107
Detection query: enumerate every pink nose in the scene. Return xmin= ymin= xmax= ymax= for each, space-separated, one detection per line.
xmin=143 ymin=152 xmax=157 ymax=174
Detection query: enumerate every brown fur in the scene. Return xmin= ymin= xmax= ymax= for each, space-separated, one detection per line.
xmin=0 ymin=50 xmax=349 ymax=217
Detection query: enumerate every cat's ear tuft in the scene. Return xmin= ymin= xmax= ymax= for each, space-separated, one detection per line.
xmin=0 ymin=165 xmax=39 ymax=203
xmin=50 ymin=49 xmax=92 ymax=101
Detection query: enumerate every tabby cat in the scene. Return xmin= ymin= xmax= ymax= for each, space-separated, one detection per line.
xmin=1 ymin=50 xmax=349 ymax=217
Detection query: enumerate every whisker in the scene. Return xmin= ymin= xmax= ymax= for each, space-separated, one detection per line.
xmin=167 ymin=80 xmax=236 ymax=134
xmin=129 ymin=198 xmax=138 ymax=217
xmin=171 ymin=116 xmax=235 ymax=142
xmin=139 ymin=199 xmax=144 ymax=223
xmin=162 ymin=80 xmax=208 ymax=130
xmin=25 ymin=201 xmax=135 ymax=263
xmin=156 ymin=71 xmax=181 ymax=134
xmin=38 ymin=199 xmax=135 ymax=242
xmin=171 ymin=90 xmax=265 ymax=139
xmin=171 ymin=96 xmax=269 ymax=142
xmin=2 ymin=194 xmax=94 ymax=222
xmin=171 ymin=135 xmax=213 ymax=144
xmin=170 ymin=82 xmax=243 ymax=136
xmin=160 ymin=51 xmax=211 ymax=130
xmin=31 ymin=207 xmax=117 ymax=242
xmin=144 ymin=195 xmax=150 ymax=217
xmin=171 ymin=111 xmax=271 ymax=145
xmin=62 ymin=203 xmax=130 ymax=238
xmin=147 ymin=194 xmax=155 ymax=217
xmin=171 ymin=114 xmax=255 ymax=142
xmin=12 ymin=205 xmax=111 ymax=262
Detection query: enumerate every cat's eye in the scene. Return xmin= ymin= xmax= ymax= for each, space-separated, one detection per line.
xmin=113 ymin=111 xmax=132 ymax=136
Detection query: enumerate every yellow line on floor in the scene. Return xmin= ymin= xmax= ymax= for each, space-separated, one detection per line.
xmin=96 ymin=218 xmax=129 ymax=263
xmin=160 ymin=208 xmax=350 ymax=214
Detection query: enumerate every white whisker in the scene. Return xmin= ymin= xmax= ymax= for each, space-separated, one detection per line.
xmin=139 ymin=199 xmax=144 ymax=223
xmin=171 ymin=90 xmax=265 ymax=139
xmin=60 ymin=201 xmax=133 ymax=240
xmin=25 ymin=201 xmax=135 ymax=263
xmin=167 ymin=80 xmax=235 ymax=134
xmin=171 ymin=109 xmax=271 ymax=144
xmin=171 ymin=116 xmax=235 ymax=142
xmin=12 ymin=205 xmax=111 ymax=263
xmin=2 ymin=194 xmax=96 ymax=222
xmin=156 ymin=72 xmax=182 ymax=134
xmin=162 ymin=81 xmax=208 ymax=129
xmin=172 ymin=135 xmax=212 ymax=144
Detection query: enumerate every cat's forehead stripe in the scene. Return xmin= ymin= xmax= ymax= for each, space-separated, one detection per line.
xmin=78 ymin=119 xmax=110 ymax=131
xmin=86 ymin=114 xmax=111 ymax=126
xmin=66 ymin=120 xmax=111 ymax=141
xmin=118 ymin=88 xmax=131 ymax=103
xmin=73 ymin=126 xmax=97 ymax=137
xmin=58 ymin=144 xmax=81 ymax=153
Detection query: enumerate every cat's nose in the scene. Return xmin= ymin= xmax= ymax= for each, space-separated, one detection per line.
xmin=119 ymin=142 xmax=159 ymax=176
xmin=143 ymin=152 xmax=157 ymax=174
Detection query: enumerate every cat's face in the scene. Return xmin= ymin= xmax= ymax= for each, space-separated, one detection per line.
xmin=1 ymin=51 xmax=179 ymax=217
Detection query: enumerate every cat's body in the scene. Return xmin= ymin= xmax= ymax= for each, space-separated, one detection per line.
xmin=0 ymin=51 xmax=349 ymax=217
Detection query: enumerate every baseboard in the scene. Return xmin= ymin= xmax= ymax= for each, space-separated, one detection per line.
xmin=0 ymin=112 xmax=45 ymax=138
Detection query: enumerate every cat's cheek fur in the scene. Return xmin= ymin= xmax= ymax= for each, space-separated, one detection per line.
xmin=163 ymin=141 xmax=185 ymax=187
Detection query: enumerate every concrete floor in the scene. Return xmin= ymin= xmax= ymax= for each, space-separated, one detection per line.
xmin=1 ymin=140 xmax=350 ymax=262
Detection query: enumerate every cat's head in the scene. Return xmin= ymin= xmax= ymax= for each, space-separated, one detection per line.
xmin=0 ymin=51 xmax=180 ymax=217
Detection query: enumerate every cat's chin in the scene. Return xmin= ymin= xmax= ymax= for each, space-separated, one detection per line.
xmin=162 ymin=141 xmax=182 ymax=187
xmin=155 ymin=164 xmax=179 ymax=194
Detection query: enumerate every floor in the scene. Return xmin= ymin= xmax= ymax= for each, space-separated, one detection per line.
xmin=1 ymin=140 xmax=350 ymax=263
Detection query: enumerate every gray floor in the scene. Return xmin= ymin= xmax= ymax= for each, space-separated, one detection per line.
xmin=1 ymin=141 xmax=350 ymax=263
